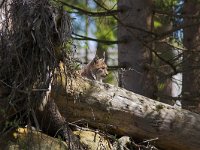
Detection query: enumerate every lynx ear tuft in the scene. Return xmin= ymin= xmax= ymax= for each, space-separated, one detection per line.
xmin=102 ymin=52 xmax=105 ymax=61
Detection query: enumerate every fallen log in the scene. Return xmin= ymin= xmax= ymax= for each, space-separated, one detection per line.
xmin=53 ymin=76 xmax=200 ymax=150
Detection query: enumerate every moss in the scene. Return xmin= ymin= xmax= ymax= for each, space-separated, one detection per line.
xmin=155 ymin=104 xmax=164 ymax=111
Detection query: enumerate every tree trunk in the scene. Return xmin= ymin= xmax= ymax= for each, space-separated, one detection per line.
xmin=53 ymin=76 xmax=200 ymax=150
xmin=117 ymin=0 xmax=157 ymax=99
xmin=182 ymin=0 xmax=200 ymax=113
xmin=154 ymin=21 xmax=173 ymax=105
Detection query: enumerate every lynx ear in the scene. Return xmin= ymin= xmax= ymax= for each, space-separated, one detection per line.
xmin=93 ymin=54 xmax=99 ymax=64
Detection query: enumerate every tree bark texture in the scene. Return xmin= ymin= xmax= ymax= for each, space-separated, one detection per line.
xmin=117 ymin=0 xmax=157 ymax=99
xmin=53 ymin=76 xmax=200 ymax=150
xmin=182 ymin=0 xmax=200 ymax=113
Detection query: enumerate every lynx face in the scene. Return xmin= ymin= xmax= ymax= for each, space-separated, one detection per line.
xmin=81 ymin=56 xmax=108 ymax=82
xmin=91 ymin=58 xmax=108 ymax=81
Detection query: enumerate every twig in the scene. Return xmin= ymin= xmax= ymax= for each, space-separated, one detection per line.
xmin=153 ymin=21 xmax=200 ymax=41
xmin=140 ymin=137 xmax=159 ymax=144
xmin=155 ymin=9 xmax=200 ymax=19
xmin=57 ymin=0 xmax=122 ymax=17
xmin=93 ymin=0 xmax=156 ymax=36
xmin=72 ymin=33 xmax=125 ymax=45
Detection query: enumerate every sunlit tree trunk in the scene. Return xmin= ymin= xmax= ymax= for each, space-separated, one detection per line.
xmin=182 ymin=0 xmax=200 ymax=113
xmin=117 ymin=0 xmax=157 ymax=98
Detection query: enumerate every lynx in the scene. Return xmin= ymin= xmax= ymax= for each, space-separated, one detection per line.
xmin=81 ymin=55 xmax=108 ymax=82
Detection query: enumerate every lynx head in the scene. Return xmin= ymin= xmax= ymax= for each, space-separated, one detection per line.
xmin=90 ymin=53 xmax=108 ymax=81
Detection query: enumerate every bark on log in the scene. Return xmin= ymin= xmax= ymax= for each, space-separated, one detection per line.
xmin=53 ymin=76 xmax=200 ymax=150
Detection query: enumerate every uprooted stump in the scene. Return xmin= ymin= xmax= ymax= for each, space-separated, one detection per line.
xmin=0 ymin=0 xmax=85 ymax=149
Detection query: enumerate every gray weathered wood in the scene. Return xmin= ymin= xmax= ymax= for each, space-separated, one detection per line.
xmin=53 ymin=76 xmax=200 ymax=150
